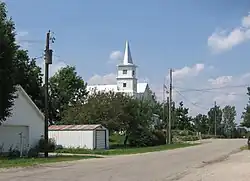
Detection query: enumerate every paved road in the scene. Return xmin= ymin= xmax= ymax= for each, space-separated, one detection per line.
xmin=0 ymin=139 xmax=246 ymax=181
xmin=183 ymin=150 xmax=250 ymax=181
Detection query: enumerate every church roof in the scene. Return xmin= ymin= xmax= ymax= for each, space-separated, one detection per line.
xmin=87 ymin=82 xmax=148 ymax=94
xmin=123 ymin=41 xmax=133 ymax=65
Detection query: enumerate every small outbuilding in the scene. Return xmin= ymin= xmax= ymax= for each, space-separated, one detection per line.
xmin=0 ymin=86 xmax=44 ymax=153
xmin=48 ymin=124 xmax=109 ymax=150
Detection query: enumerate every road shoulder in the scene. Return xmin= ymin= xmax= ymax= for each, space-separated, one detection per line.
xmin=182 ymin=150 xmax=250 ymax=181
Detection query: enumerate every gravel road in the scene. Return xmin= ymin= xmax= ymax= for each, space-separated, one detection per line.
xmin=0 ymin=139 xmax=246 ymax=181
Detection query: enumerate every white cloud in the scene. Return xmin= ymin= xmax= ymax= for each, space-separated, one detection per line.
xmin=88 ymin=73 xmax=117 ymax=85
xmin=170 ymin=63 xmax=205 ymax=80
xmin=38 ymin=58 xmax=67 ymax=83
xmin=108 ymin=51 xmax=123 ymax=64
xmin=208 ymin=76 xmax=233 ymax=86
xmin=16 ymin=31 xmax=32 ymax=50
xmin=208 ymin=13 xmax=250 ymax=53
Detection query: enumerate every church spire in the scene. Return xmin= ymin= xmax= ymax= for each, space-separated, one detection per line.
xmin=123 ymin=41 xmax=133 ymax=65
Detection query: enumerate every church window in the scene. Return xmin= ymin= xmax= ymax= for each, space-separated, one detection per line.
xmin=132 ymin=70 xmax=135 ymax=76
xmin=123 ymin=83 xmax=127 ymax=87
xmin=123 ymin=70 xmax=127 ymax=74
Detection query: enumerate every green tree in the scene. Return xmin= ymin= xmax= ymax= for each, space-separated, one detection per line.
xmin=62 ymin=90 xmax=164 ymax=147
xmin=49 ymin=65 xmax=88 ymax=123
xmin=193 ymin=114 xmax=209 ymax=134
xmin=0 ymin=2 xmax=19 ymax=123
xmin=222 ymin=105 xmax=236 ymax=138
xmin=173 ymin=101 xmax=193 ymax=131
xmin=14 ymin=49 xmax=44 ymax=110
xmin=207 ymin=105 xmax=223 ymax=135
xmin=62 ymin=91 xmax=127 ymax=131
xmin=241 ymin=87 xmax=250 ymax=128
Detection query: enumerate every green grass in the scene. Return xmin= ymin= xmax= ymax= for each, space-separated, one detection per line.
xmin=240 ymin=145 xmax=249 ymax=150
xmin=0 ymin=155 xmax=99 ymax=168
xmin=55 ymin=143 xmax=200 ymax=156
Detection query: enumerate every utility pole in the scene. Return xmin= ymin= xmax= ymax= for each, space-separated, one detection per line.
xmin=163 ymin=81 xmax=169 ymax=144
xmin=168 ymin=69 xmax=173 ymax=144
xmin=214 ymin=101 xmax=217 ymax=137
xmin=44 ymin=30 xmax=54 ymax=157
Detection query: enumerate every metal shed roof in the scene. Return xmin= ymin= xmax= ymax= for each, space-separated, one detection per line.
xmin=48 ymin=124 xmax=105 ymax=131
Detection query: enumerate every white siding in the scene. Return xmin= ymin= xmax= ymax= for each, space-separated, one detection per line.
xmin=49 ymin=130 xmax=94 ymax=150
xmin=0 ymin=125 xmax=29 ymax=152
xmin=0 ymin=89 xmax=44 ymax=152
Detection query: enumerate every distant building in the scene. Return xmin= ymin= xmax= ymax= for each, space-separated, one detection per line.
xmin=87 ymin=41 xmax=152 ymax=100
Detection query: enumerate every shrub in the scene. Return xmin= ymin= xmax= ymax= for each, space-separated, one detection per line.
xmin=38 ymin=138 xmax=56 ymax=152
xmin=128 ymin=127 xmax=154 ymax=147
xmin=128 ymin=128 xmax=166 ymax=147
xmin=27 ymin=147 xmax=39 ymax=158
xmin=152 ymin=130 xmax=166 ymax=145
xmin=7 ymin=146 xmax=20 ymax=158
xmin=172 ymin=135 xmax=199 ymax=143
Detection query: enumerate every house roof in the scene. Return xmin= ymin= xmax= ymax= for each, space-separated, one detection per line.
xmin=48 ymin=124 xmax=105 ymax=131
xmin=87 ymin=82 xmax=148 ymax=94
xmin=16 ymin=85 xmax=44 ymax=120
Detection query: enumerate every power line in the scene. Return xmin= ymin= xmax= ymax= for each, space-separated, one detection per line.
xmin=174 ymin=89 xmax=210 ymax=110
xmin=178 ymin=89 xmax=247 ymax=97
xmin=175 ymin=84 xmax=249 ymax=92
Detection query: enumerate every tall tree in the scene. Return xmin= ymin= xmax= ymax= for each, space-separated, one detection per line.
xmin=173 ymin=101 xmax=193 ymax=131
xmin=222 ymin=105 xmax=236 ymax=138
xmin=14 ymin=49 xmax=44 ymax=109
xmin=193 ymin=114 xmax=209 ymax=134
xmin=207 ymin=105 xmax=223 ymax=135
xmin=241 ymin=87 xmax=250 ymax=128
xmin=0 ymin=2 xmax=19 ymax=123
xmin=49 ymin=66 xmax=88 ymax=123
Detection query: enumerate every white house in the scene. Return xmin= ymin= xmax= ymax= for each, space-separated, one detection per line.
xmin=87 ymin=41 xmax=153 ymax=100
xmin=48 ymin=124 xmax=109 ymax=150
xmin=0 ymin=86 xmax=44 ymax=153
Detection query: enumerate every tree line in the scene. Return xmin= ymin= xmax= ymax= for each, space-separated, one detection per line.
xmin=1 ymin=2 xmax=249 ymax=148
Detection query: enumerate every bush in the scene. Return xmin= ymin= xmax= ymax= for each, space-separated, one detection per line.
xmin=7 ymin=146 xmax=20 ymax=158
xmin=152 ymin=130 xmax=166 ymax=145
xmin=27 ymin=147 xmax=39 ymax=158
xmin=172 ymin=135 xmax=199 ymax=143
xmin=128 ymin=127 xmax=154 ymax=147
xmin=128 ymin=128 xmax=166 ymax=147
xmin=38 ymin=138 xmax=56 ymax=152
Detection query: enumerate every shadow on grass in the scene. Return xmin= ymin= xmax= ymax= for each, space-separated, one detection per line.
xmin=0 ymin=155 xmax=99 ymax=169
xmin=55 ymin=143 xmax=200 ymax=156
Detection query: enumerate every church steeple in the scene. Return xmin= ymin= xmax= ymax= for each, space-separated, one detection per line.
xmin=123 ymin=41 xmax=133 ymax=65
xmin=116 ymin=41 xmax=137 ymax=97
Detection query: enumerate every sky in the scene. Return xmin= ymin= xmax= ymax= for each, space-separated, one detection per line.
xmin=3 ymin=0 xmax=250 ymax=120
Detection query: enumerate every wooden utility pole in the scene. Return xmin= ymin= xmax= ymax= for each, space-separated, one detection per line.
xmin=163 ymin=82 xmax=169 ymax=144
xmin=214 ymin=101 xmax=217 ymax=137
xmin=44 ymin=30 xmax=53 ymax=157
xmin=168 ymin=69 xmax=173 ymax=144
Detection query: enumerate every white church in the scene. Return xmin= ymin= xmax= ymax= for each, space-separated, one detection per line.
xmin=87 ymin=41 xmax=152 ymax=100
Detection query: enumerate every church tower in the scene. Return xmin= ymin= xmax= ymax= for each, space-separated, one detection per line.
xmin=116 ymin=41 xmax=137 ymax=97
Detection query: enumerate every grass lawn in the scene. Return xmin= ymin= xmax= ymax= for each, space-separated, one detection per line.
xmin=240 ymin=145 xmax=249 ymax=150
xmin=55 ymin=143 xmax=200 ymax=156
xmin=0 ymin=155 xmax=99 ymax=169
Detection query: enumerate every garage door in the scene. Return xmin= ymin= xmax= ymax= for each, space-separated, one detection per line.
xmin=0 ymin=125 xmax=29 ymax=153
xmin=95 ymin=130 xmax=106 ymax=149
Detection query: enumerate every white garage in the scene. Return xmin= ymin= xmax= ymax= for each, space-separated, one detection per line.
xmin=0 ymin=86 xmax=44 ymax=153
xmin=48 ymin=124 xmax=109 ymax=150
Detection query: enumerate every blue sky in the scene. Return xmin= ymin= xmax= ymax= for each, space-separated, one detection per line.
xmin=3 ymin=0 xmax=250 ymax=118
